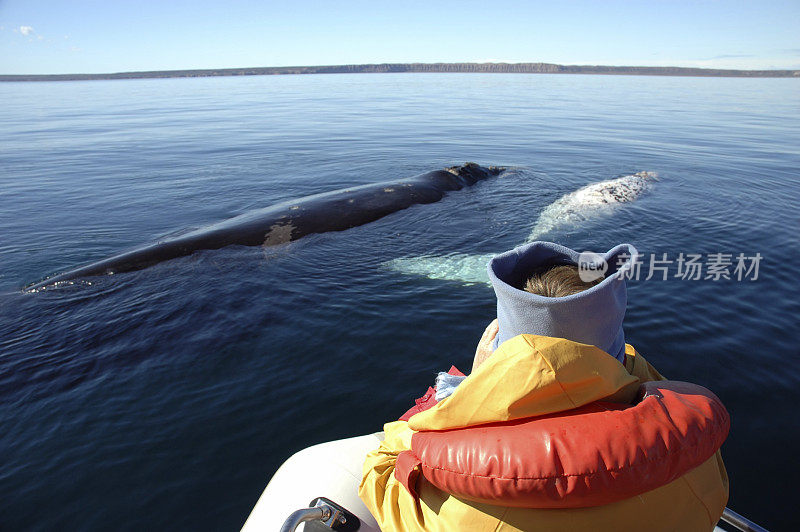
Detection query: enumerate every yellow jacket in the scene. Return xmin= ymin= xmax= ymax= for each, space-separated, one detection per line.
xmin=359 ymin=335 xmax=729 ymax=531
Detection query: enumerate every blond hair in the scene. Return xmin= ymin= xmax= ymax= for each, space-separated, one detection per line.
xmin=524 ymin=264 xmax=602 ymax=297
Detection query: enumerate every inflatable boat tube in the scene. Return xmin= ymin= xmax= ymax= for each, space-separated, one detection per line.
xmin=242 ymin=433 xmax=383 ymax=532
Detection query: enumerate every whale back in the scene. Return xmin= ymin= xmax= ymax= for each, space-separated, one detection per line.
xmin=25 ymin=163 xmax=504 ymax=291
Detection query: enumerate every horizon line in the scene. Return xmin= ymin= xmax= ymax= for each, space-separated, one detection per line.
xmin=2 ymin=61 xmax=799 ymax=82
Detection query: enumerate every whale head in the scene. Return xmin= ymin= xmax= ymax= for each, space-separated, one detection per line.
xmin=446 ymin=162 xmax=506 ymax=183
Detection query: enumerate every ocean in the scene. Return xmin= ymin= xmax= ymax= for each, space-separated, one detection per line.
xmin=1 ymin=73 xmax=798 ymax=530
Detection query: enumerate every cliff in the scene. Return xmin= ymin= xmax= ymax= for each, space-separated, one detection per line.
xmin=2 ymin=62 xmax=798 ymax=82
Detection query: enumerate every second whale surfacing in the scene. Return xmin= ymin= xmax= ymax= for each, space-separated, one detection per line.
xmin=26 ymin=163 xmax=505 ymax=291
xmin=385 ymin=171 xmax=657 ymax=284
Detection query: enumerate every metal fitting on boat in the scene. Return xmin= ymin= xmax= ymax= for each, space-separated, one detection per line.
xmin=280 ymin=497 xmax=359 ymax=532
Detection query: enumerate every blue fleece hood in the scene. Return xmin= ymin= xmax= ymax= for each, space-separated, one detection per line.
xmin=488 ymin=242 xmax=638 ymax=363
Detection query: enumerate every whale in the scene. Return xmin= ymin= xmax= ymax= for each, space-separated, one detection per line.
xmin=26 ymin=163 xmax=505 ymax=291
xmin=525 ymin=171 xmax=655 ymax=241
xmin=386 ymin=171 xmax=656 ymax=284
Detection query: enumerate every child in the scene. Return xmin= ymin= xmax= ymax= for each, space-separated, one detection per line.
xmin=359 ymin=241 xmax=729 ymax=532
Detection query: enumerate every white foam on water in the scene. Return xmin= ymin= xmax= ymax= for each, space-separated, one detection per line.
xmin=386 ymin=172 xmax=656 ymax=284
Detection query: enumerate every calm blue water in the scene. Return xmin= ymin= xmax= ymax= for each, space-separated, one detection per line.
xmin=1 ymin=74 xmax=798 ymax=531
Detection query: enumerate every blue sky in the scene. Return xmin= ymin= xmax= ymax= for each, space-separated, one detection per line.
xmin=1 ymin=0 xmax=798 ymax=74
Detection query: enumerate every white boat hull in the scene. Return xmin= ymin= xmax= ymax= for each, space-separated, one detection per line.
xmin=243 ymin=433 xmax=383 ymax=531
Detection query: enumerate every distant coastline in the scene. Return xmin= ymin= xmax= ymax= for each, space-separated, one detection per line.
xmin=2 ymin=62 xmax=798 ymax=82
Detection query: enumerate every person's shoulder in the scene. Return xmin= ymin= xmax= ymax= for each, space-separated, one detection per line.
xmin=624 ymin=344 xmax=667 ymax=382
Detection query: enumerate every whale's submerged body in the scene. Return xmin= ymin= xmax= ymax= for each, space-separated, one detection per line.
xmin=386 ymin=171 xmax=656 ymax=284
xmin=26 ymin=163 xmax=504 ymax=291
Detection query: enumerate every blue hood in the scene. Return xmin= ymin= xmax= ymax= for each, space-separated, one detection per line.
xmin=487 ymin=242 xmax=638 ymax=363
